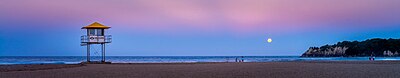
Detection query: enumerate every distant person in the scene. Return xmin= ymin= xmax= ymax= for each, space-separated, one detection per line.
xmin=235 ymin=57 xmax=238 ymax=62
xmin=369 ymin=56 xmax=372 ymax=61
xmin=369 ymin=55 xmax=375 ymax=61
xmin=241 ymin=56 xmax=244 ymax=62
xmin=372 ymin=56 xmax=375 ymax=61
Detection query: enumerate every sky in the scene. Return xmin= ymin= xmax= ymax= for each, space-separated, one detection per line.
xmin=1 ymin=0 xmax=400 ymax=56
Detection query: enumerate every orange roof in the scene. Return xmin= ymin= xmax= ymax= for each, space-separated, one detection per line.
xmin=82 ymin=22 xmax=111 ymax=29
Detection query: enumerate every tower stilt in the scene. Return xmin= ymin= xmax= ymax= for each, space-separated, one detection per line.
xmin=87 ymin=44 xmax=90 ymax=62
xmin=102 ymin=43 xmax=105 ymax=62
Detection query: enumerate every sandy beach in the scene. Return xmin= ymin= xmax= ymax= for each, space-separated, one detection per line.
xmin=1 ymin=61 xmax=400 ymax=78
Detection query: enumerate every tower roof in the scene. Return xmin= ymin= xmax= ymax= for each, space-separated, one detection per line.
xmin=82 ymin=22 xmax=111 ymax=29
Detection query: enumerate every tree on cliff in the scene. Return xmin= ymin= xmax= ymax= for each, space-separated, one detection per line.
xmin=302 ymin=38 xmax=400 ymax=57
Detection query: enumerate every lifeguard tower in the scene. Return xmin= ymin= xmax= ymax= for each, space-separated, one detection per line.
xmin=81 ymin=22 xmax=112 ymax=64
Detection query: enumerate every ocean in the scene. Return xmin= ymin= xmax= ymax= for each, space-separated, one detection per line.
xmin=1 ymin=56 xmax=400 ymax=65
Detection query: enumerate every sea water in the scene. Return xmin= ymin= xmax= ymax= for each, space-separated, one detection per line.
xmin=1 ymin=56 xmax=400 ymax=65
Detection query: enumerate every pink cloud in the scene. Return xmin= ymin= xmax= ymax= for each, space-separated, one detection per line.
xmin=1 ymin=0 xmax=400 ymax=34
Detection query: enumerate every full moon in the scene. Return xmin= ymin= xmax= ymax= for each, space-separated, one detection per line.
xmin=267 ymin=38 xmax=272 ymax=43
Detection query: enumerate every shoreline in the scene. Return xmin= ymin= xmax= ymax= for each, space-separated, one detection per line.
xmin=2 ymin=56 xmax=400 ymax=65
xmin=2 ymin=61 xmax=400 ymax=71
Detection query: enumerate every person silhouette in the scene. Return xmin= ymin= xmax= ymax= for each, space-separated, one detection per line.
xmin=369 ymin=55 xmax=375 ymax=61
xmin=235 ymin=57 xmax=238 ymax=62
xmin=241 ymin=56 xmax=244 ymax=62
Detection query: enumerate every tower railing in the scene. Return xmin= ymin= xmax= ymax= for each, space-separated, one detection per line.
xmin=81 ymin=35 xmax=112 ymax=43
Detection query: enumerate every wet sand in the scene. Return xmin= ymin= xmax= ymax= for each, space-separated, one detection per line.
xmin=1 ymin=61 xmax=400 ymax=78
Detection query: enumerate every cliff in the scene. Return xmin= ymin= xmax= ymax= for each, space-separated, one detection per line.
xmin=301 ymin=38 xmax=400 ymax=57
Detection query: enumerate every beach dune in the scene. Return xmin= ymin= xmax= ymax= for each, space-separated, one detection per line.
xmin=1 ymin=61 xmax=400 ymax=78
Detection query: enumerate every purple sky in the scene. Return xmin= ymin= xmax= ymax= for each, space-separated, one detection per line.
xmin=1 ymin=0 xmax=400 ymax=56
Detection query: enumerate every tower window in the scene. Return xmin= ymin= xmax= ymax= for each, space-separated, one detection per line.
xmin=89 ymin=29 xmax=96 ymax=36
xmin=97 ymin=29 xmax=104 ymax=36
xmin=88 ymin=29 xmax=104 ymax=36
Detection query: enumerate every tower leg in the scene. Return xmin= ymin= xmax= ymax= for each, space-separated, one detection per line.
xmin=102 ymin=43 xmax=105 ymax=62
xmin=87 ymin=44 xmax=90 ymax=62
